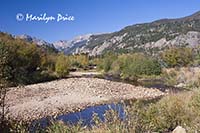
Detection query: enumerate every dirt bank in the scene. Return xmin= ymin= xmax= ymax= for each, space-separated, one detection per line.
xmin=5 ymin=78 xmax=165 ymax=122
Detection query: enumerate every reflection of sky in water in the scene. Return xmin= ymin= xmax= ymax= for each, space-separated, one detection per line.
xmin=30 ymin=103 xmax=126 ymax=132
xmin=57 ymin=103 xmax=126 ymax=126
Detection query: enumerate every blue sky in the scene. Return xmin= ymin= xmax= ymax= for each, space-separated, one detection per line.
xmin=0 ymin=0 xmax=200 ymax=42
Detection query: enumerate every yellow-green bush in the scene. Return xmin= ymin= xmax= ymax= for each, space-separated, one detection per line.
xmin=0 ymin=35 xmax=42 ymax=85
xmin=69 ymin=54 xmax=89 ymax=69
xmin=161 ymin=47 xmax=194 ymax=68
xmin=55 ymin=54 xmax=71 ymax=77
xmin=98 ymin=53 xmax=162 ymax=79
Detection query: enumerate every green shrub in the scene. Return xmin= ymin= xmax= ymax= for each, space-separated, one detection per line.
xmin=98 ymin=53 xmax=162 ymax=79
xmin=100 ymin=52 xmax=118 ymax=72
xmin=69 ymin=54 xmax=89 ymax=69
xmin=109 ymin=53 xmax=162 ymax=79
xmin=161 ymin=47 xmax=194 ymax=68
xmin=0 ymin=42 xmax=12 ymax=84
xmin=55 ymin=54 xmax=70 ymax=77
xmin=0 ymin=39 xmax=41 ymax=85
xmin=143 ymin=95 xmax=192 ymax=132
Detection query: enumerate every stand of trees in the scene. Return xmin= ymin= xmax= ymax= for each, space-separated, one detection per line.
xmin=0 ymin=33 xmax=90 ymax=87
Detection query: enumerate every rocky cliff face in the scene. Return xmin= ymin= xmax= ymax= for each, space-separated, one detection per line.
xmin=141 ymin=31 xmax=200 ymax=49
xmin=58 ymin=11 xmax=200 ymax=56
xmin=53 ymin=34 xmax=92 ymax=54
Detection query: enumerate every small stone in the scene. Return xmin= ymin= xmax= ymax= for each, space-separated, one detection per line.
xmin=172 ymin=126 xmax=186 ymax=133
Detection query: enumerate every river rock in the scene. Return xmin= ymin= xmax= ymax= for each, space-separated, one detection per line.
xmin=6 ymin=77 xmax=165 ymax=121
xmin=175 ymin=83 xmax=186 ymax=88
xmin=172 ymin=126 xmax=186 ymax=133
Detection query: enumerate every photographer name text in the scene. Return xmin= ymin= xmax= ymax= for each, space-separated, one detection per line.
xmin=16 ymin=13 xmax=75 ymax=23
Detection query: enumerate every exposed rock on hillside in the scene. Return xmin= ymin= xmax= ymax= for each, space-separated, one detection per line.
xmin=55 ymin=11 xmax=200 ymax=56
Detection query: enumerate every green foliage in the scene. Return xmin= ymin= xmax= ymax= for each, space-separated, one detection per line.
xmin=98 ymin=53 xmax=162 ymax=79
xmin=70 ymin=54 xmax=89 ymax=69
xmin=99 ymin=52 xmax=118 ymax=72
xmin=0 ymin=42 xmax=12 ymax=84
xmin=40 ymin=54 xmax=57 ymax=72
xmin=161 ymin=47 xmax=194 ymax=68
xmin=99 ymin=53 xmax=118 ymax=73
xmin=140 ymin=95 xmax=191 ymax=132
xmin=55 ymin=54 xmax=70 ymax=77
xmin=193 ymin=46 xmax=200 ymax=66
xmin=121 ymin=53 xmax=161 ymax=78
xmin=46 ymin=121 xmax=84 ymax=133
xmin=0 ymin=85 xmax=8 ymax=132
xmin=0 ymin=32 xmax=95 ymax=86
xmin=0 ymin=36 xmax=42 ymax=85
xmin=0 ymin=32 xmax=61 ymax=86
xmin=130 ymin=91 xmax=200 ymax=132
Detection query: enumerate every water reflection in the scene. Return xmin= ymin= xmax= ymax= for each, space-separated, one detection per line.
xmin=30 ymin=102 xmax=126 ymax=131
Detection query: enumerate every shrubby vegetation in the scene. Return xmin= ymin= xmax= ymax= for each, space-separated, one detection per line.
xmin=98 ymin=52 xmax=162 ymax=79
xmin=55 ymin=54 xmax=71 ymax=77
xmin=162 ymin=67 xmax=200 ymax=88
xmin=98 ymin=52 xmax=118 ymax=72
xmin=0 ymin=33 xmax=90 ymax=86
xmin=96 ymin=48 xmax=200 ymax=88
xmin=159 ymin=47 xmax=200 ymax=88
xmin=0 ymin=33 xmax=43 ymax=86
xmin=0 ymin=84 xmax=8 ymax=132
xmin=70 ymin=54 xmax=89 ymax=69
xmin=161 ymin=47 xmax=194 ymax=67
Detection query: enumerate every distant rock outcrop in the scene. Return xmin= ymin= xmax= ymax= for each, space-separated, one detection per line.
xmin=16 ymin=34 xmax=55 ymax=48
xmin=52 ymin=11 xmax=200 ymax=56
xmin=53 ymin=34 xmax=92 ymax=54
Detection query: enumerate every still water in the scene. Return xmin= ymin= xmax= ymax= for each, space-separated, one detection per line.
xmin=30 ymin=102 xmax=126 ymax=131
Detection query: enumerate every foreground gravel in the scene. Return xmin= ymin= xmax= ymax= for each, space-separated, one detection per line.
xmin=5 ymin=78 xmax=165 ymax=122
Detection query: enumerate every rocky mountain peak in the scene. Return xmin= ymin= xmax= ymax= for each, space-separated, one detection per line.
xmin=53 ymin=34 xmax=92 ymax=53
xmin=16 ymin=34 xmax=55 ymax=48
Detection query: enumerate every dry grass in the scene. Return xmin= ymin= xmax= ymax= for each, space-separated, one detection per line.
xmin=162 ymin=67 xmax=200 ymax=88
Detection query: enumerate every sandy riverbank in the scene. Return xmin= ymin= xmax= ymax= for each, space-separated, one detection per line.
xmin=5 ymin=77 xmax=165 ymax=122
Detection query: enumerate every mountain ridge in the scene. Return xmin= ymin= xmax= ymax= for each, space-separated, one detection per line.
xmin=13 ymin=11 xmax=200 ymax=56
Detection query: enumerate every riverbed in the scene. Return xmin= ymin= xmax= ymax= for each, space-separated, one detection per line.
xmin=5 ymin=77 xmax=165 ymax=122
